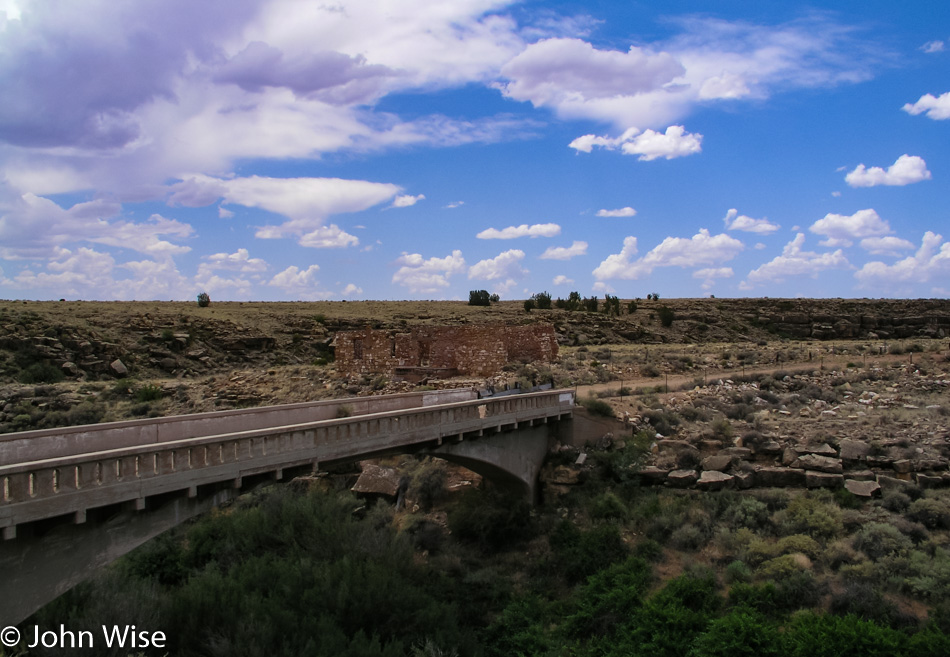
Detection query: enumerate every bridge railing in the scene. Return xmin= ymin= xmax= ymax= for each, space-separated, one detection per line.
xmin=0 ymin=389 xmax=574 ymax=536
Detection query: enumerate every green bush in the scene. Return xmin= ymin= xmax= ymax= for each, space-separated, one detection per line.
xmin=725 ymin=560 xmax=753 ymax=584
xmin=657 ymin=306 xmax=676 ymax=327
xmin=853 ymin=522 xmax=912 ymax=560
xmin=689 ymin=609 xmax=782 ymax=657
xmin=447 ymin=488 xmax=533 ymax=553
xmin=134 ymin=383 xmax=163 ymax=403
xmin=549 ymin=521 xmax=629 ymax=584
xmin=777 ymin=493 xmax=842 ymax=539
xmin=580 ymin=396 xmax=614 ymax=417
xmin=564 ymin=556 xmax=653 ymax=638
xmin=18 ymin=361 xmax=64 ymax=384
xmin=531 ymin=291 xmax=552 ymax=310
xmin=196 ymin=292 xmax=210 ymax=307
xmin=722 ymin=496 xmax=771 ymax=531
xmin=908 ymin=498 xmax=950 ymax=530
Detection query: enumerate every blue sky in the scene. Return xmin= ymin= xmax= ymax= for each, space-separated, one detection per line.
xmin=0 ymin=0 xmax=948 ymax=301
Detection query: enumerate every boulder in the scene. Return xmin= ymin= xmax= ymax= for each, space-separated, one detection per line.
xmin=916 ymin=473 xmax=944 ymax=489
xmin=351 ymin=463 xmax=401 ymax=497
xmin=109 ymin=359 xmax=128 ymax=377
xmin=733 ymin=471 xmax=755 ymax=489
xmin=546 ymin=465 xmax=580 ymax=486
xmin=796 ymin=454 xmax=843 ymax=474
xmin=846 ymin=469 xmax=876 ymax=481
xmin=667 ymin=469 xmax=698 ymax=488
xmin=701 ymin=455 xmax=734 ymax=472
xmin=806 ymin=472 xmax=843 ymax=489
xmin=637 ymin=466 xmax=671 ymax=485
xmin=876 ymin=475 xmax=916 ymax=495
xmin=755 ymin=467 xmax=806 ymax=488
xmin=845 ymin=479 xmax=881 ymax=497
xmin=696 ymin=471 xmax=735 ymax=491
xmin=799 ymin=443 xmax=837 ymax=456
xmin=892 ymin=459 xmax=913 ymax=474
xmin=839 ymin=439 xmax=871 ymax=461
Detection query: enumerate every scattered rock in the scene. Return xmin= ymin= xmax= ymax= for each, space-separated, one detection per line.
xmin=839 ymin=440 xmax=870 ymax=461
xmin=755 ymin=466 xmax=806 ymax=488
xmin=667 ymin=469 xmax=699 ymax=488
xmin=806 ymin=471 xmax=843 ymax=489
xmin=701 ymin=455 xmax=733 ymax=472
xmin=795 ymin=454 xmax=843 ymax=474
xmin=696 ymin=470 xmax=734 ymax=491
xmin=845 ymin=479 xmax=881 ymax=497
xmin=109 ymin=359 xmax=128 ymax=377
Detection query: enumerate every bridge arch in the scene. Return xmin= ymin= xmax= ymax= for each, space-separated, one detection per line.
xmin=0 ymin=389 xmax=574 ymax=624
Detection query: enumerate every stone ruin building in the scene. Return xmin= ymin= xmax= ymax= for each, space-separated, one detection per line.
xmin=333 ymin=324 xmax=558 ymax=380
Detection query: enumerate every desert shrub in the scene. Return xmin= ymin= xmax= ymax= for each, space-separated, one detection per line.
xmin=644 ymin=408 xmax=679 ymax=435
xmin=829 ymin=582 xmax=906 ymax=627
xmin=549 ymin=521 xmax=629 ymax=584
xmin=531 ymin=291 xmax=552 ymax=310
xmin=776 ymin=493 xmax=842 ymax=539
xmin=776 ymin=534 xmax=822 ymax=560
xmin=853 ymin=522 xmax=912 ymax=560
xmin=411 ymin=463 xmax=448 ymax=511
xmin=448 ymin=488 xmax=533 ymax=553
xmin=752 ymin=488 xmax=790 ymax=511
xmin=722 ymin=496 xmax=771 ymax=531
xmin=757 ymin=554 xmax=808 ymax=580
xmin=725 ymin=560 xmax=753 ymax=584
xmin=775 ymin=570 xmax=823 ymax=610
xmin=19 ymin=361 xmax=65 ymax=384
xmin=908 ymin=498 xmax=950 ymax=530
xmin=134 ymin=383 xmax=163 ymax=403
xmin=904 ymin=547 xmax=950 ymax=601
xmin=881 ymin=489 xmax=912 ymax=513
xmin=482 ymin=595 xmax=553 ymax=657
xmin=579 ymin=396 xmax=614 ymax=417
xmin=564 ymin=556 xmax=653 ymax=638
xmin=657 ymin=306 xmax=675 ymax=327
xmin=728 ymin=582 xmax=782 ymax=617
xmin=711 ymin=418 xmax=733 ymax=439
xmin=196 ymin=292 xmax=210 ymax=307
xmin=832 ymin=487 xmax=863 ymax=510
xmin=523 ymin=298 xmax=535 ymax=312
xmin=625 ymin=570 xmax=720 ymax=657
xmin=591 ymin=491 xmax=628 ymax=521
xmin=782 ymin=612 xmax=904 ymax=657
xmin=671 ymin=523 xmax=707 ymax=551
xmin=633 ymin=538 xmax=663 ymax=562
xmin=689 ymin=610 xmax=782 ymax=657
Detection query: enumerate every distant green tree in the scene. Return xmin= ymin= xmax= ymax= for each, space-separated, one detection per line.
xmin=582 ymin=296 xmax=599 ymax=312
xmin=196 ymin=292 xmax=211 ymax=307
xmin=524 ymin=298 xmax=536 ymax=312
xmin=468 ymin=290 xmax=491 ymax=306
xmin=603 ymin=294 xmax=621 ymax=316
xmin=658 ymin=306 xmax=675 ymax=327
xmin=627 ymin=300 xmax=638 ymax=313
xmin=489 ymin=293 xmax=500 ymax=303
xmin=532 ymin=291 xmax=552 ymax=309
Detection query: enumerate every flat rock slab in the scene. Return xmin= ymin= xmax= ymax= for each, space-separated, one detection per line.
xmin=796 ymin=454 xmax=843 ymax=474
xmin=638 ymin=466 xmax=671 ymax=485
xmin=806 ymin=471 xmax=844 ymax=489
xmin=697 ymin=470 xmax=735 ymax=491
xmin=799 ymin=444 xmax=838 ymax=456
xmin=755 ymin=467 xmax=806 ymax=488
xmin=839 ymin=439 xmax=871 ymax=461
xmin=667 ymin=469 xmax=699 ymax=488
xmin=845 ymin=479 xmax=882 ymax=497
xmin=701 ymin=455 xmax=734 ymax=472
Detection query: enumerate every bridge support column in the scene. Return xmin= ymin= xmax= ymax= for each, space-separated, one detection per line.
xmin=431 ymin=423 xmax=554 ymax=502
xmin=0 ymin=489 xmax=236 ymax=626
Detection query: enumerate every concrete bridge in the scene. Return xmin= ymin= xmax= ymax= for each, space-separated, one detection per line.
xmin=0 ymin=388 xmax=574 ymax=624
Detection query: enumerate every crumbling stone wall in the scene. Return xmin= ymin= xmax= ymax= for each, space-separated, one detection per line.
xmin=334 ymin=324 xmax=558 ymax=378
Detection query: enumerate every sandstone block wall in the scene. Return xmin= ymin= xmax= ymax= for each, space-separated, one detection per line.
xmin=334 ymin=324 xmax=558 ymax=378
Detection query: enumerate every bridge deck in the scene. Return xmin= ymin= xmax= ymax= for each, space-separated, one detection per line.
xmin=0 ymin=389 xmax=574 ymax=538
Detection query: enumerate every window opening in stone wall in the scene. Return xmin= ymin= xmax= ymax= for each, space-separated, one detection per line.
xmin=354 ymin=338 xmax=363 ymax=360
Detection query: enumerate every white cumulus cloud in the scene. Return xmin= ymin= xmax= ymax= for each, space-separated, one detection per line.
xmin=593 ymin=229 xmax=743 ymax=280
xmin=860 ymin=236 xmax=916 ymax=256
xmin=902 ymin=92 xmax=950 ymax=120
xmin=540 ymin=241 xmax=588 ymax=260
xmin=596 ymin=207 xmax=637 ymax=217
xmin=468 ymin=249 xmax=528 ymax=280
xmin=809 ymin=208 xmax=891 ymax=247
xmin=856 ymin=232 xmax=950 ymax=290
xmin=552 ymin=274 xmax=574 ymax=285
xmin=922 ymin=40 xmax=945 ymax=53
xmin=746 ymin=233 xmax=850 ymax=285
xmin=570 ymin=126 xmax=702 ymax=161
xmin=723 ymin=208 xmax=780 ymax=234
xmin=476 ymin=223 xmax=561 ymax=239
xmin=392 ymin=249 xmax=466 ymax=294
xmin=845 ymin=154 xmax=932 ymax=187
xmin=391 ymin=193 xmax=426 ymax=208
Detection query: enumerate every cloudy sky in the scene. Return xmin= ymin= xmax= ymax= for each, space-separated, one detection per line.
xmin=0 ymin=0 xmax=948 ymax=301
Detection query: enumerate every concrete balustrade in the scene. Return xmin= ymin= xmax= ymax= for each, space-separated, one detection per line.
xmin=0 ymin=389 xmax=574 ymax=539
